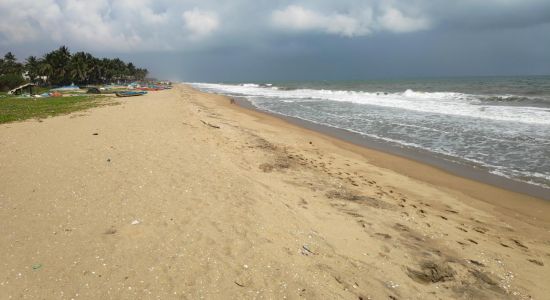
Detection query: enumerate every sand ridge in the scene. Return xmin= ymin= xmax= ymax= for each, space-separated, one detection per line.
xmin=0 ymin=85 xmax=549 ymax=299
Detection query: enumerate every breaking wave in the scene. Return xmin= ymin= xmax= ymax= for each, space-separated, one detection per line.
xmin=191 ymin=83 xmax=550 ymax=125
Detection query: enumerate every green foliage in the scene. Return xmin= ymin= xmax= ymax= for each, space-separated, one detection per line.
xmin=25 ymin=56 xmax=40 ymax=82
xmin=1 ymin=52 xmax=23 ymax=75
xmin=0 ymin=95 xmax=113 ymax=123
xmin=0 ymin=46 xmax=149 ymax=90
xmin=41 ymin=46 xmax=72 ymax=85
xmin=69 ymin=51 xmax=95 ymax=84
xmin=0 ymin=73 xmax=25 ymax=91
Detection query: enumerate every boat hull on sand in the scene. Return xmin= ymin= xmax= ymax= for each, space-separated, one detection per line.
xmin=115 ymin=91 xmax=147 ymax=97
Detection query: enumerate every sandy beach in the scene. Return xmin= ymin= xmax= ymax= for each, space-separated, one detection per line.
xmin=1 ymin=84 xmax=549 ymax=299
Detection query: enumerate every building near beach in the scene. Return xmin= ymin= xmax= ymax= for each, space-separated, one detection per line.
xmin=7 ymin=83 xmax=37 ymax=95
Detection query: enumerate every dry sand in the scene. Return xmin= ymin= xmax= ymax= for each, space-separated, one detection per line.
xmin=1 ymin=85 xmax=549 ymax=299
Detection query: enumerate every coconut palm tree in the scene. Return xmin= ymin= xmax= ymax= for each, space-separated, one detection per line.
xmin=42 ymin=46 xmax=71 ymax=85
xmin=24 ymin=56 xmax=41 ymax=83
xmin=89 ymin=57 xmax=103 ymax=84
xmin=134 ymin=68 xmax=148 ymax=80
xmin=1 ymin=52 xmax=23 ymax=75
xmin=38 ymin=58 xmax=54 ymax=85
xmin=126 ymin=62 xmax=137 ymax=81
xmin=0 ymin=52 xmax=25 ymax=90
xmin=2 ymin=46 xmax=149 ymax=88
xmin=69 ymin=52 xmax=92 ymax=84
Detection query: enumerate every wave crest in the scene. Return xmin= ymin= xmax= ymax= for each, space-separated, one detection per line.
xmin=190 ymin=83 xmax=550 ymax=125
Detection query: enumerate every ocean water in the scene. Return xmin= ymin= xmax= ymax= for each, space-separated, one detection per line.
xmin=191 ymin=76 xmax=550 ymax=190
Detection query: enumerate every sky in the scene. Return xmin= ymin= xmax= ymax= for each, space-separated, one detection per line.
xmin=1 ymin=0 xmax=549 ymax=82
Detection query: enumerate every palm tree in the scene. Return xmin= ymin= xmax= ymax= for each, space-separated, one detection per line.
xmin=38 ymin=58 xmax=54 ymax=85
xmin=2 ymin=46 xmax=149 ymax=88
xmin=0 ymin=52 xmax=25 ymax=90
xmin=127 ymin=62 xmax=137 ymax=81
xmin=101 ymin=58 xmax=115 ymax=83
xmin=89 ymin=57 xmax=103 ymax=84
xmin=135 ymin=68 xmax=148 ymax=80
xmin=1 ymin=52 xmax=23 ymax=75
xmin=69 ymin=52 xmax=92 ymax=84
xmin=25 ymin=56 xmax=40 ymax=83
xmin=42 ymin=46 xmax=71 ymax=85
xmin=110 ymin=58 xmax=127 ymax=82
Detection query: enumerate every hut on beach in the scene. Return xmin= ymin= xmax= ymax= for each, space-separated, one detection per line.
xmin=8 ymin=83 xmax=37 ymax=95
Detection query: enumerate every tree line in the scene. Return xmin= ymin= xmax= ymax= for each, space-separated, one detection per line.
xmin=0 ymin=46 xmax=148 ymax=91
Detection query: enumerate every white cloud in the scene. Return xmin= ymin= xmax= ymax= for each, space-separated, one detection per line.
xmin=0 ymin=0 xmax=548 ymax=53
xmin=271 ymin=5 xmax=371 ymax=37
xmin=0 ymin=0 xmax=200 ymax=52
xmin=0 ymin=0 xmax=62 ymax=43
xmin=60 ymin=0 xmax=143 ymax=51
xmin=0 ymin=0 xmax=148 ymax=51
xmin=182 ymin=9 xmax=219 ymax=38
xmin=378 ymin=7 xmax=430 ymax=33
xmin=271 ymin=4 xmax=430 ymax=37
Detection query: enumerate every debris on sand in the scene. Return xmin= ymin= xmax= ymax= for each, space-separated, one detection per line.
xmin=131 ymin=220 xmax=141 ymax=225
xmin=234 ymin=280 xmax=245 ymax=287
xmin=104 ymin=227 xmax=117 ymax=234
xmin=200 ymin=120 xmax=220 ymax=129
xmin=301 ymin=245 xmax=317 ymax=256
xmin=407 ymin=261 xmax=456 ymax=283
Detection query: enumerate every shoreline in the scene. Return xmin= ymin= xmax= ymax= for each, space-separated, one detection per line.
xmin=219 ymin=93 xmax=550 ymax=222
xmin=232 ymin=96 xmax=550 ymax=201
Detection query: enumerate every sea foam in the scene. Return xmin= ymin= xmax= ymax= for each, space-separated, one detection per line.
xmin=191 ymin=83 xmax=550 ymax=125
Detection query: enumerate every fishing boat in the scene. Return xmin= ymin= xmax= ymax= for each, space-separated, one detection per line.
xmin=115 ymin=91 xmax=147 ymax=97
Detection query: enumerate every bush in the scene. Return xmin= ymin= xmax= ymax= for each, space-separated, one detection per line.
xmin=0 ymin=73 xmax=25 ymax=91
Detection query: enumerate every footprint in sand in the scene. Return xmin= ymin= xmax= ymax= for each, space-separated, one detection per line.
xmin=511 ymin=239 xmax=529 ymax=249
xmin=473 ymin=227 xmax=488 ymax=234
xmin=527 ymin=259 xmax=544 ymax=266
xmin=375 ymin=233 xmax=392 ymax=239
xmin=457 ymin=227 xmax=468 ymax=233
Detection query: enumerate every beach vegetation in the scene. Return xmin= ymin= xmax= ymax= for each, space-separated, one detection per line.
xmin=0 ymin=46 xmax=148 ymax=91
xmin=0 ymin=73 xmax=26 ymax=92
xmin=0 ymin=52 xmax=25 ymax=91
xmin=0 ymin=95 xmax=114 ymax=124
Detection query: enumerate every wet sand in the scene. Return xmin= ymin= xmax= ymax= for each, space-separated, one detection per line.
xmin=0 ymin=84 xmax=549 ymax=299
xmin=232 ymin=96 xmax=550 ymax=203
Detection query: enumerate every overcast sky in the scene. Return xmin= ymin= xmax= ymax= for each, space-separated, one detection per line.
xmin=1 ymin=0 xmax=549 ymax=81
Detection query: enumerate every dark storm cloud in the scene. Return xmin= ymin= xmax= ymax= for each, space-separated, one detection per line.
xmin=1 ymin=0 xmax=549 ymax=80
xmin=428 ymin=0 xmax=550 ymax=30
